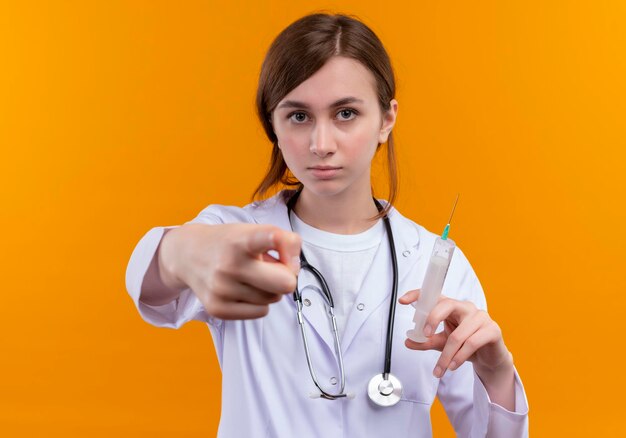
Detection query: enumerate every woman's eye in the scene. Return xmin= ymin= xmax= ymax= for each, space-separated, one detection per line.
xmin=289 ymin=112 xmax=308 ymax=123
xmin=337 ymin=109 xmax=357 ymax=121
xmin=287 ymin=109 xmax=357 ymax=123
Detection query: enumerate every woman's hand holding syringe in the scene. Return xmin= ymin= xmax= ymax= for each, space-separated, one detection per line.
xmin=396 ymin=194 xmax=516 ymax=410
xmin=399 ymin=288 xmax=515 ymax=410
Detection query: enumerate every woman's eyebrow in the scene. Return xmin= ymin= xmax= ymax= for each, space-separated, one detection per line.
xmin=276 ymin=97 xmax=365 ymax=110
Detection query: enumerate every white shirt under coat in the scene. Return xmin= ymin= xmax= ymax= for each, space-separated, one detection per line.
xmin=289 ymin=209 xmax=383 ymax=338
xmin=125 ymin=190 xmax=529 ymax=437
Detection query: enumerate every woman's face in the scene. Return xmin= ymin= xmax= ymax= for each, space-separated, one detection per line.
xmin=271 ymin=56 xmax=397 ymax=199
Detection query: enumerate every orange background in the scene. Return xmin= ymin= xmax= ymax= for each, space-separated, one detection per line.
xmin=1 ymin=1 xmax=625 ymax=436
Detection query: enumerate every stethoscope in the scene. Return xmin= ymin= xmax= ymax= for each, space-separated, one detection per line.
xmin=287 ymin=189 xmax=403 ymax=407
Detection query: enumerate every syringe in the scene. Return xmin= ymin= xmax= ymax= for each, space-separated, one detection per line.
xmin=406 ymin=195 xmax=459 ymax=343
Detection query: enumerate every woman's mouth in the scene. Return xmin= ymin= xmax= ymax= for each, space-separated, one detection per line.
xmin=308 ymin=166 xmax=342 ymax=179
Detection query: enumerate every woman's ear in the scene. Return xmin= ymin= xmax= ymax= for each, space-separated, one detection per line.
xmin=378 ymin=99 xmax=398 ymax=144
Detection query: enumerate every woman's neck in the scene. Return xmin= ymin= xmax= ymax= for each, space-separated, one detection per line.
xmin=293 ymin=186 xmax=380 ymax=235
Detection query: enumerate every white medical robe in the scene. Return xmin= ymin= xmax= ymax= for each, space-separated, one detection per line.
xmin=125 ymin=190 xmax=529 ymax=437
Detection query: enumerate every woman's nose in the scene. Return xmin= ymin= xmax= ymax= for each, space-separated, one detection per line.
xmin=309 ymin=121 xmax=336 ymax=157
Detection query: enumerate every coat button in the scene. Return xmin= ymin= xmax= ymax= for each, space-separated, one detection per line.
xmin=402 ymin=250 xmax=411 ymax=257
xmin=330 ymin=377 xmax=338 ymax=385
xmin=303 ymin=298 xmax=311 ymax=307
xmin=357 ymin=303 xmax=365 ymax=311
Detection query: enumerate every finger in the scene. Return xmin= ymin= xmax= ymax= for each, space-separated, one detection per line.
xmin=448 ymin=321 xmax=503 ymax=372
xmin=232 ymin=283 xmax=285 ymax=305
xmin=398 ymin=289 xmax=420 ymax=304
xmin=245 ymin=226 xmax=301 ymax=275
xmin=273 ymin=229 xmax=302 ymax=275
xmin=405 ymin=331 xmax=447 ymax=352
xmin=246 ymin=225 xmax=283 ymax=256
xmin=208 ymin=300 xmax=272 ymax=320
xmin=205 ymin=276 xmax=269 ymax=305
xmin=433 ymin=312 xmax=486 ymax=378
xmin=239 ymin=257 xmax=298 ymax=296
xmin=217 ymin=274 xmax=287 ymax=303
xmin=424 ymin=298 xmax=475 ymax=338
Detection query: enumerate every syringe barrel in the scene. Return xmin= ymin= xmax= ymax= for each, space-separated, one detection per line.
xmin=406 ymin=237 xmax=456 ymax=343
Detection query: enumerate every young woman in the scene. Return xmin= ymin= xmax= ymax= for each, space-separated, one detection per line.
xmin=126 ymin=13 xmax=529 ymax=437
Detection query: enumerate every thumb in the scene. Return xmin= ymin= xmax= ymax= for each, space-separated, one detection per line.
xmin=246 ymin=225 xmax=282 ymax=256
xmin=398 ymin=289 xmax=421 ymax=305
xmin=273 ymin=229 xmax=302 ymax=275
xmin=247 ymin=226 xmax=301 ymax=275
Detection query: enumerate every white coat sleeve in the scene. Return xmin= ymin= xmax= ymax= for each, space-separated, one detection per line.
xmin=125 ymin=226 xmax=213 ymax=329
xmin=437 ymin=361 xmax=529 ymax=437
xmin=436 ymin=254 xmax=529 ymax=437
xmin=124 ymin=207 xmax=226 ymax=330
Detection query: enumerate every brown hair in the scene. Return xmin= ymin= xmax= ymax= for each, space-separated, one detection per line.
xmin=253 ymin=12 xmax=398 ymax=219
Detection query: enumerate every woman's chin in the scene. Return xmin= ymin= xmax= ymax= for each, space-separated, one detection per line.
xmin=301 ymin=181 xmax=356 ymax=199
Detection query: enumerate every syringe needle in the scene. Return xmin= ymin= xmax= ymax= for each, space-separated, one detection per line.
xmin=447 ymin=193 xmax=460 ymax=226
xmin=441 ymin=194 xmax=460 ymax=240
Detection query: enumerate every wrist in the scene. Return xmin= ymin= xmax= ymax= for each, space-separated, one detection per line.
xmin=474 ymin=351 xmax=515 ymax=389
xmin=158 ymin=227 xmax=188 ymax=292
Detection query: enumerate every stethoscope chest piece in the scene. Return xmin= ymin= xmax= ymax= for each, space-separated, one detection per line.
xmin=367 ymin=373 xmax=403 ymax=407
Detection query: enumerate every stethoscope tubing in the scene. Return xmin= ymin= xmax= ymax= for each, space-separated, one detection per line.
xmin=380 ymin=211 xmax=399 ymax=379
xmin=286 ymin=189 xmax=400 ymax=401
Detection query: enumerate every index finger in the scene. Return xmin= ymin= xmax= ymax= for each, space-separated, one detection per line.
xmin=398 ymin=289 xmax=421 ymax=304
